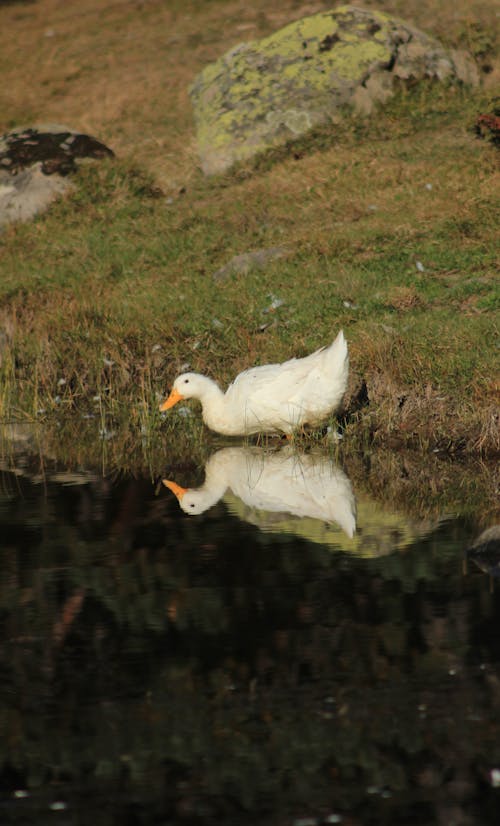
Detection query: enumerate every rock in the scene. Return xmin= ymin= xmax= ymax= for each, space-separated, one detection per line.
xmin=0 ymin=164 xmax=74 ymax=227
xmin=190 ymin=5 xmax=479 ymax=175
xmin=0 ymin=124 xmax=113 ymax=229
xmin=467 ymin=526 xmax=500 ymax=576
xmin=213 ymin=246 xmax=289 ymax=280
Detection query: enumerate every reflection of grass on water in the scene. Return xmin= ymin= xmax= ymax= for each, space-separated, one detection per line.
xmin=225 ymin=490 xmax=447 ymax=558
xmin=1 ymin=408 xmax=497 ymax=524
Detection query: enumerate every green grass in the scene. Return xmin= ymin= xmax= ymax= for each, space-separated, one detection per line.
xmin=0 ymin=0 xmax=499 ymax=492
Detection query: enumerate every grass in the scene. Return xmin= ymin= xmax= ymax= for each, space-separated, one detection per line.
xmin=0 ymin=0 xmax=499 ymax=518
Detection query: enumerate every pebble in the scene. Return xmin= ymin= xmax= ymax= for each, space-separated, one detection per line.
xmin=49 ymin=801 xmax=67 ymax=811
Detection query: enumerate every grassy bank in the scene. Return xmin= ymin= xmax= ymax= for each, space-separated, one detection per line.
xmin=0 ymin=0 xmax=499 ymax=474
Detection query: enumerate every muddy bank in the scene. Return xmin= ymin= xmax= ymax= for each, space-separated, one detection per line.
xmin=343 ymin=371 xmax=499 ymax=458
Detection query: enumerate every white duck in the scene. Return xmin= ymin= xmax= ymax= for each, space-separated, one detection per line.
xmin=159 ymin=330 xmax=348 ymax=436
xmin=163 ymin=445 xmax=356 ymax=538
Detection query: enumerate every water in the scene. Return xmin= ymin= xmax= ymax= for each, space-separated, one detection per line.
xmin=1 ymin=442 xmax=499 ymax=825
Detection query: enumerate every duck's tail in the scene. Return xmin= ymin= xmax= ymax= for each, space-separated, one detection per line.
xmin=330 ymin=329 xmax=348 ymax=360
xmin=327 ymin=329 xmax=349 ymax=389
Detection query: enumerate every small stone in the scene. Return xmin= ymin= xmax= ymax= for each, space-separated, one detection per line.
xmin=213 ymin=247 xmax=289 ymax=281
xmin=262 ymin=295 xmax=285 ymax=314
xmin=416 ymin=261 xmax=425 ymax=272
xmin=49 ymin=801 xmax=67 ymax=811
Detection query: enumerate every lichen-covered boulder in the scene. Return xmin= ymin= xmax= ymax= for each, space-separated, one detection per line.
xmin=190 ymin=5 xmax=479 ymax=175
xmin=0 ymin=125 xmax=113 ymax=229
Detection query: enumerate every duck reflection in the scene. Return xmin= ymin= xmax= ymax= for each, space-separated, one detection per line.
xmin=163 ymin=446 xmax=356 ymax=539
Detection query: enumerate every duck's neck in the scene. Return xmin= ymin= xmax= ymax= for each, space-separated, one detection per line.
xmin=197 ymin=452 xmax=231 ymax=505
xmin=195 ymin=376 xmax=230 ymax=433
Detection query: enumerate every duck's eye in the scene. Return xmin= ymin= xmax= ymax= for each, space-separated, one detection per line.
xmin=184 ymin=378 xmax=189 ymax=384
xmin=189 ymin=503 xmax=195 ymax=508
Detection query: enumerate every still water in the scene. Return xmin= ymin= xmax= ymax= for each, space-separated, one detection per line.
xmin=1 ymin=441 xmax=499 ymax=825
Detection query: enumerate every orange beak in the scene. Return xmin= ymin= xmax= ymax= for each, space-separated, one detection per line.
xmin=162 ymin=479 xmax=188 ymax=500
xmin=159 ymin=387 xmax=184 ymax=412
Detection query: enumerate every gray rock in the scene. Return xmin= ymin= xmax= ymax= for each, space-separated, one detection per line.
xmin=190 ymin=5 xmax=479 ymax=175
xmin=0 ymin=164 xmax=74 ymax=227
xmin=467 ymin=526 xmax=500 ymax=577
xmin=213 ymin=246 xmax=289 ymax=280
xmin=0 ymin=124 xmax=113 ymax=229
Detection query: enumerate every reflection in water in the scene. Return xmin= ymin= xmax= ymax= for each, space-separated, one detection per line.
xmin=1 ymin=440 xmax=500 ymax=825
xmin=163 ymin=445 xmax=356 ymax=538
xmin=163 ymin=446 xmax=446 ymax=557
xmin=467 ymin=525 xmax=500 ymax=577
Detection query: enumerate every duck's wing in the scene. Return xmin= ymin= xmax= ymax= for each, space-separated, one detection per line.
xmin=225 ymin=333 xmax=348 ymax=430
xmin=227 ymin=344 xmax=329 ymax=401
xmin=226 ymin=356 xmax=315 ymax=422
xmin=288 ymin=332 xmax=349 ymax=414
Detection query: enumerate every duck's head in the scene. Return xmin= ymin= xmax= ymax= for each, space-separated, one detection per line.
xmin=159 ymin=372 xmax=206 ymax=411
xmin=162 ymin=478 xmax=214 ymax=515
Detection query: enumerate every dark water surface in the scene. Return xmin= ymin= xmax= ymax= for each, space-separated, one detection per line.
xmin=1 ymin=444 xmax=500 ymax=826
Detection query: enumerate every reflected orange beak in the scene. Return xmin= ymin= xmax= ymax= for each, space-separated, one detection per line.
xmin=162 ymin=479 xmax=188 ymax=500
xmin=159 ymin=388 xmax=184 ymax=412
